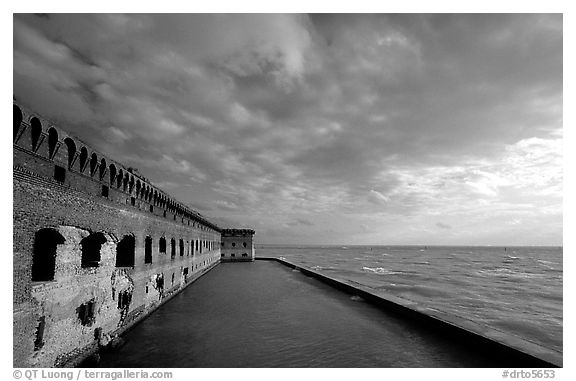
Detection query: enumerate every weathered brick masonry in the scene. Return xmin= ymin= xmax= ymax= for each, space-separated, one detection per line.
xmin=13 ymin=103 xmax=227 ymax=367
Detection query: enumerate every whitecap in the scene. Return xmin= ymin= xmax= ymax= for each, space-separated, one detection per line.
xmin=362 ymin=266 xmax=398 ymax=275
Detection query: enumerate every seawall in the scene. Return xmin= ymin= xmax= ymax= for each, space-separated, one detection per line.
xmin=256 ymin=257 xmax=562 ymax=368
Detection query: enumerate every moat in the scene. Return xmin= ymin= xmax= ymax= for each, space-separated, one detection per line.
xmin=98 ymin=260 xmax=538 ymax=367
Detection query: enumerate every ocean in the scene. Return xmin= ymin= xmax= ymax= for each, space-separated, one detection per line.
xmin=257 ymin=245 xmax=563 ymax=354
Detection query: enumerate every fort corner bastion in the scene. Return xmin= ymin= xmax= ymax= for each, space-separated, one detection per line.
xmin=13 ymin=102 xmax=255 ymax=368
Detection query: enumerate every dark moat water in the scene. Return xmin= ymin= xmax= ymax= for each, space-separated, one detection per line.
xmin=98 ymin=261 xmax=533 ymax=367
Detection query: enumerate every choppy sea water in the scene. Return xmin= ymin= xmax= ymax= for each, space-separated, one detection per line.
xmin=258 ymin=245 xmax=563 ymax=353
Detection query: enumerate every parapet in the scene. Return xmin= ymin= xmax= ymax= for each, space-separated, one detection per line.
xmin=13 ymin=101 xmax=220 ymax=232
xmin=221 ymin=229 xmax=256 ymax=237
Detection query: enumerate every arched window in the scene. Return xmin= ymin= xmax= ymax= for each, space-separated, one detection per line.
xmin=109 ymin=164 xmax=117 ymax=185
xmin=128 ymin=176 xmax=134 ymax=194
xmin=99 ymin=158 xmax=107 ymax=180
xmin=79 ymin=147 xmax=88 ymax=172
xmin=170 ymin=238 xmax=176 ymax=259
xmin=32 ymin=228 xmax=65 ymax=282
xmin=80 ymin=232 xmax=106 ymax=268
xmin=145 ymin=236 xmax=153 ymax=264
xmin=30 ymin=117 xmax=42 ymax=150
xmin=135 ymin=180 xmax=141 ymax=197
xmin=47 ymin=128 xmax=58 ymax=159
xmin=179 ymin=239 xmax=184 ymax=256
xmin=243 ymin=242 xmax=247 ymax=248
xmin=64 ymin=138 xmax=76 ymax=168
xmin=89 ymin=153 xmax=98 ymax=176
xmin=159 ymin=237 xmax=166 ymax=254
xmin=14 ymin=105 xmax=22 ymax=142
xmin=115 ymin=234 xmax=135 ymax=267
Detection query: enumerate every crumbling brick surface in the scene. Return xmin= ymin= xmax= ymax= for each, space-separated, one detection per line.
xmin=13 ymin=102 xmax=223 ymax=368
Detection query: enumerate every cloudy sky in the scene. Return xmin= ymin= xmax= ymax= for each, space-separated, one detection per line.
xmin=13 ymin=14 xmax=562 ymax=245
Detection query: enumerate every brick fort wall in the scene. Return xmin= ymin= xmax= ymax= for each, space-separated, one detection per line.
xmin=13 ymin=102 xmax=225 ymax=367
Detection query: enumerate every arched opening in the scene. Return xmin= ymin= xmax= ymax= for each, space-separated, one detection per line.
xmin=30 ymin=117 xmax=42 ymax=150
xmin=145 ymin=236 xmax=153 ymax=264
xmin=128 ymin=176 xmax=134 ymax=194
xmin=170 ymin=238 xmax=176 ymax=259
xmin=135 ymin=180 xmax=141 ymax=198
xmin=115 ymin=234 xmax=135 ymax=267
xmin=109 ymin=164 xmax=117 ymax=185
xmin=64 ymin=138 xmax=76 ymax=168
xmin=79 ymin=147 xmax=88 ymax=172
xmin=99 ymin=158 xmax=107 ymax=180
xmin=80 ymin=232 xmax=106 ymax=268
xmin=14 ymin=105 xmax=23 ymax=142
xmin=32 ymin=228 xmax=65 ymax=282
xmin=48 ymin=128 xmax=58 ymax=159
xmin=159 ymin=237 xmax=166 ymax=254
xmin=179 ymin=239 xmax=184 ymax=256
xmin=89 ymin=153 xmax=98 ymax=176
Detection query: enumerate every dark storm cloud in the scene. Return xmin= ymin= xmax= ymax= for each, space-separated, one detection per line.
xmin=13 ymin=14 xmax=562 ymax=244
